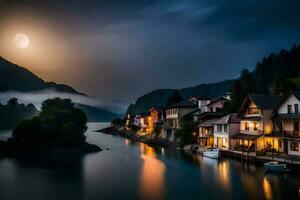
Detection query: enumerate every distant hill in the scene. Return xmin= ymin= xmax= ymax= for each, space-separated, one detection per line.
xmin=75 ymin=104 xmax=121 ymax=122
xmin=0 ymin=98 xmax=38 ymax=130
xmin=127 ymin=80 xmax=234 ymax=115
xmin=0 ymin=56 xmax=83 ymax=94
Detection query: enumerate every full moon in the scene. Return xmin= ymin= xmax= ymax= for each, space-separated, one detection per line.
xmin=14 ymin=33 xmax=30 ymax=49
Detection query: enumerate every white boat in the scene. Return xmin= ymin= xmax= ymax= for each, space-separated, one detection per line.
xmin=264 ymin=161 xmax=289 ymax=172
xmin=203 ymin=148 xmax=220 ymax=159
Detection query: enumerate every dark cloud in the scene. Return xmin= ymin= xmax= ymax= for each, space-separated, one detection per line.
xmin=1 ymin=0 xmax=300 ymax=105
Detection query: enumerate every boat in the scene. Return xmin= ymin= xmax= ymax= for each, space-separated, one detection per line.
xmin=264 ymin=161 xmax=290 ymax=172
xmin=202 ymin=148 xmax=220 ymax=159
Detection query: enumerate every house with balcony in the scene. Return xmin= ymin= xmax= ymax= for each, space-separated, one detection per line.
xmin=163 ymin=100 xmax=198 ymax=142
xmin=232 ymin=94 xmax=281 ymax=153
xmin=213 ymin=113 xmax=240 ymax=150
xmin=273 ymin=91 xmax=300 ymax=156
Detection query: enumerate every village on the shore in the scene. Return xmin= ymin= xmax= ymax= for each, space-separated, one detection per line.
xmin=117 ymin=90 xmax=300 ymax=168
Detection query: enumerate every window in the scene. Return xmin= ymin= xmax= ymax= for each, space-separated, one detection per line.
xmin=278 ymin=140 xmax=282 ymax=148
xmin=288 ymin=105 xmax=292 ymax=114
xmin=217 ymin=125 xmax=222 ymax=132
xmin=210 ymin=107 xmax=214 ymax=112
xmin=247 ymin=108 xmax=260 ymax=115
xmin=224 ymin=124 xmax=228 ymax=132
xmin=245 ymin=122 xmax=250 ymax=131
xmin=290 ymin=142 xmax=299 ymax=151
xmin=253 ymin=122 xmax=258 ymax=131
xmin=295 ymin=104 xmax=299 ymax=113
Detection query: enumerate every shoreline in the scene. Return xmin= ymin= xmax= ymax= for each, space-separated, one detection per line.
xmin=98 ymin=126 xmax=300 ymax=171
xmin=96 ymin=126 xmax=177 ymax=148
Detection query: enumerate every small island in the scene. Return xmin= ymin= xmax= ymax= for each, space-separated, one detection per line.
xmin=0 ymin=98 xmax=101 ymax=161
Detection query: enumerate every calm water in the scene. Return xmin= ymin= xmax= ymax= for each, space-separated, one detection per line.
xmin=0 ymin=123 xmax=299 ymax=200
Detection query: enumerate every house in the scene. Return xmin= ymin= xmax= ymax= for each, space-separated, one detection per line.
xmin=133 ymin=112 xmax=151 ymax=134
xmin=213 ymin=113 xmax=240 ymax=150
xmin=163 ymin=100 xmax=198 ymax=141
xmin=191 ymin=95 xmax=211 ymax=113
xmin=206 ymin=97 xmax=229 ymax=113
xmin=148 ymin=106 xmax=164 ymax=135
xmin=191 ymin=96 xmax=229 ymax=147
xmin=232 ymin=94 xmax=281 ymax=153
xmin=273 ymin=91 xmax=300 ymax=156
xmin=197 ymin=119 xmax=217 ymax=147
xmin=191 ymin=96 xmax=229 ymax=122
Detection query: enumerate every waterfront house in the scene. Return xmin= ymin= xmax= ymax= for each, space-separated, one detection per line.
xmin=192 ymin=96 xmax=229 ymax=147
xmin=163 ymin=100 xmax=198 ymax=141
xmin=212 ymin=113 xmax=240 ymax=150
xmin=232 ymin=94 xmax=281 ymax=153
xmin=130 ymin=112 xmax=150 ymax=134
xmin=197 ymin=118 xmax=217 ymax=147
xmin=273 ymin=91 xmax=300 ymax=155
xmin=148 ymin=106 xmax=165 ymax=135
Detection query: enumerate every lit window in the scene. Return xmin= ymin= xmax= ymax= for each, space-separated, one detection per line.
xmin=253 ymin=122 xmax=258 ymax=131
xmin=290 ymin=142 xmax=299 ymax=151
xmin=278 ymin=140 xmax=282 ymax=148
xmin=245 ymin=122 xmax=250 ymax=131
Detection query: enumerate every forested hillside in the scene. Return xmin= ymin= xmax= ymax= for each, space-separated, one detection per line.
xmin=127 ymin=80 xmax=234 ymax=115
xmin=0 ymin=57 xmax=82 ymax=94
xmin=223 ymin=44 xmax=300 ymax=113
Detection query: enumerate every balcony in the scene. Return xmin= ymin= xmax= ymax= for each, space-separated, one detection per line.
xmin=284 ymin=130 xmax=300 ymax=138
xmin=240 ymin=129 xmax=263 ymax=135
xmin=245 ymin=108 xmax=261 ymax=116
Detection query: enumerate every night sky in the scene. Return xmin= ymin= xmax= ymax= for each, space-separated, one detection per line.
xmin=1 ymin=0 xmax=300 ymax=107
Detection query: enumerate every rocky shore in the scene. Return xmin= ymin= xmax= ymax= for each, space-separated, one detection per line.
xmin=97 ymin=126 xmax=176 ymax=148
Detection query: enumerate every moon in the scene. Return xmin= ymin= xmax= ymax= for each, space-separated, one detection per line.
xmin=14 ymin=33 xmax=30 ymax=49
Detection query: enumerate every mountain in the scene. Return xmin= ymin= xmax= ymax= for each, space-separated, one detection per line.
xmin=0 ymin=56 xmax=83 ymax=94
xmin=0 ymin=56 xmax=120 ymax=122
xmin=75 ymin=104 xmax=121 ymax=122
xmin=127 ymin=80 xmax=234 ymax=115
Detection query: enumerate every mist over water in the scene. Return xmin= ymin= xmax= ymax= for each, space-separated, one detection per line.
xmin=0 ymin=89 xmax=126 ymax=113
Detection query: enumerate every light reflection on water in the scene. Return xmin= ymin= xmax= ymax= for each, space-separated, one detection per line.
xmin=0 ymin=123 xmax=299 ymax=200
xmin=263 ymin=177 xmax=272 ymax=200
xmin=139 ymin=143 xmax=165 ymax=200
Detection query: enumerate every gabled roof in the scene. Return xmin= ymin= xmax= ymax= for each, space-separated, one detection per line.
xmin=191 ymin=95 xmax=211 ymax=100
xmin=206 ymin=96 xmax=229 ymax=107
xmin=274 ymin=90 xmax=300 ymax=112
xmin=198 ymin=118 xmax=219 ymax=127
xmin=293 ymin=91 xmax=300 ymax=100
xmin=165 ymin=100 xmax=198 ymax=109
xmin=248 ymin=94 xmax=281 ymax=109
xmin=238 ymin=94 xmax=281 ymax=116
xmin=149 ymin=106 xmax=164 ymax=113
xmin=213 ymin=113 xmax=240 ymax=124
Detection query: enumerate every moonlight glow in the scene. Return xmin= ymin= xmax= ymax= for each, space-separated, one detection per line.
xmin=14 ymin=33 xmax=30 ymax=49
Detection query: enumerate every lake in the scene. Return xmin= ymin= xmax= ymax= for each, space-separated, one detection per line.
xmin=0 ymin=123 xmax=299 ymax=200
